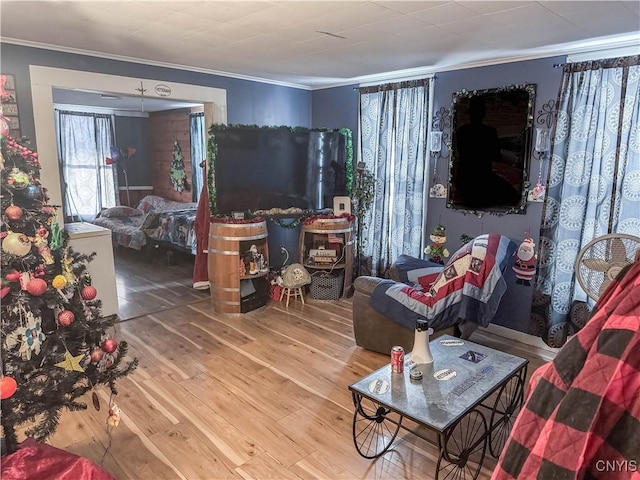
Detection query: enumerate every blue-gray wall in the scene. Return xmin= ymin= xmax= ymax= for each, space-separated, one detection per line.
xmin=311 ymin=57 xmax=565 ymax=334
xmin=0 ymin=43 xmax=312 ymax=146
xmin=3 ymin=41 xmax=567 ymax=333
xmin=427 ymin=57 xmax=564 ymax=333
xmin=114 ymin=116 xmax=150 ymax=186
xmin=428 ymin=57 xmax=564 ymax=253
xmin=312 ymin=84 xmax=359 ymax=135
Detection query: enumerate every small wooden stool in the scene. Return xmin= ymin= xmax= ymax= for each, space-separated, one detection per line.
xmin=279 ymin=286 xmax=305 ymax=307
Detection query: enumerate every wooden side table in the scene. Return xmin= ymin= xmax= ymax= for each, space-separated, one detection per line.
xmin=299 ymin=217 xmax=354 ymax=299
xmin=208 ymin=220 xmax=269 ymax=313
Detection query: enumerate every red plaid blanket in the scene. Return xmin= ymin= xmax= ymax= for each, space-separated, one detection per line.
xmin=492 ymin=261 xmax=640 ymax=480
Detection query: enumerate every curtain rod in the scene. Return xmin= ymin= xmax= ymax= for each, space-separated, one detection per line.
xmin=54 ymin=109 xmax=113 ymax=117
xmin=352 ymin=78 xmax=434 ymax=91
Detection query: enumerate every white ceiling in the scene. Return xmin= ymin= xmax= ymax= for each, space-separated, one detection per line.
xmin=2 ymin=0 xmax=639 ymax=95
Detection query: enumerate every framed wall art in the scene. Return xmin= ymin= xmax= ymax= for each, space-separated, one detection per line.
xmin=1 ymin=74 xmax=20 ymax=137
xmin=447 ymin=84 xmax=536 ymax=215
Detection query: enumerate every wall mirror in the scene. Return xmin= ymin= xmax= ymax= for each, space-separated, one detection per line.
xmin=448 ymin=84 xmax=536 ymax=215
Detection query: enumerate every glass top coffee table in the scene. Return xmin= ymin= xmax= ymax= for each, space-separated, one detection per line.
xmin=349 ymin=334 xmax=528 ymax=480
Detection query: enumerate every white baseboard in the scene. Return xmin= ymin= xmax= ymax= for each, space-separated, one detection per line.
xmin=472 ymin=323 xmax=559 ymax=362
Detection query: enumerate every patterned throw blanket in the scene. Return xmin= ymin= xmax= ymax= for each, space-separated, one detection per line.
xmin=370 ymin=234 xmax=517 ymax=332
xmin=147 ymin=209 xmax=198 ymax=254
xmin=492 ymin=261 xmax=640 ymax=480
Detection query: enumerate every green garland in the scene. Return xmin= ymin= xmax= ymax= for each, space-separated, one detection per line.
xmin=207 ymin=131 xmax=217 ymax=216
xmin=269 ymin=217 xmax=304 ymax=229
xmin=206 ymin=124 xmax=354 ymax=216
xmin=460 ymin=234 xmax=474 ymax=245
xmin=340 ymin=127 xmax=354 ymax=195
xmin=210 ymin=215 xmax=264 ymax=224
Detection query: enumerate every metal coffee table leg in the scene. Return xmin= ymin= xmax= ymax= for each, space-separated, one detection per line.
xmin=351 ymin=392 xmax=403 ymax=459
xmin=436 ymin=409 xmax=488 ymax=480
xmin=488 ymin=367 xmax=526 ymax=457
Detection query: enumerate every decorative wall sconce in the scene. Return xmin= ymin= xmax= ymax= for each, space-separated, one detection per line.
xmin=429 ymin=131 xmax=443 ymax=154
xmin=528 ymin=100 xmax=556 ymax=203
xmin=535 ymin=127 xmax=550 ymax=154
xmin=428 ymin=107 xmax=451 ymax=199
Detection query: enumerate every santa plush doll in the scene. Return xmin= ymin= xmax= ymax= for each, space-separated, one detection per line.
xmin=513 ymin=236 xmax=537 ymax=285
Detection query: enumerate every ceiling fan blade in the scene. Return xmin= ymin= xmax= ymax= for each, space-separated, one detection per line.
xmin=583 ymin=258 xmax=610 ymax=272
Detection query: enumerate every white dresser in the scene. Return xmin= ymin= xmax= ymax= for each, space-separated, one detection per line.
xmin=64 ymin=222 xmax=119 ymax=317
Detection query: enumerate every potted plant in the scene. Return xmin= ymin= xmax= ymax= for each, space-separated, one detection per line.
xmin=352 ymin=162 xmax=376 ymax=278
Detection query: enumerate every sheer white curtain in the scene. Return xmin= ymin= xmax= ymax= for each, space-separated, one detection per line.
xmin=190 ymin=112 xmax=206 ymax=202
xmin=56 ymin=111 xmax=117 ymax=221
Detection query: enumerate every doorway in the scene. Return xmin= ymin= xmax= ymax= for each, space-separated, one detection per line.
xmin=29 ymin=65 xmax=227 ymax=213
xmin=30 ymin=66 xmax=225 ymax=320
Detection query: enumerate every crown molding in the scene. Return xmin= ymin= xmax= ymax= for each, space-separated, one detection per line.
xmin=4 ymin=32 xmax=638 ymax=92
xmin=1 ymin=37 xmax=312 ymax=91
xmin=329 ymin=33 xmax=640 ymax=91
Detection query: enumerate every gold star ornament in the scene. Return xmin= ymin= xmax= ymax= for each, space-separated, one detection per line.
xmin=55 ymin=350 xmax=85 ymax=372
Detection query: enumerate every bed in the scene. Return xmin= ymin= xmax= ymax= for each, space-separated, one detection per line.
xmin=93 ymin=195 xmax=198 ymax=254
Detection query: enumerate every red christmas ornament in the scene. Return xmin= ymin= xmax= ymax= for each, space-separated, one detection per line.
xmin=5 ymin=270 xmax=21 ymax=282
xmin=0 ymin=376 xmax=17 ymax=400
xmin=81 ymin=285 xmax=98 ymax=300
xmin=57 ymin=310 xmax=75 ymax=326
xmin=5 ymin=204 xmax=23 ymax=220
xmin=26 ymin=278 xmax=47 ymax=296
xmin=90 ymin=348 xmax=104 ymax=363
xmin=101 ymin=338 xmax=118 ymax=353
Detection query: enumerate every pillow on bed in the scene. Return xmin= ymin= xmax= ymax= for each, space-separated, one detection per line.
xmin=136 ymin=200 xmax=155 ymax=214
xmin=136 ymin=195 xmax=168 ymax=214
xmin=101 ymin=206 xmax=144 ymax=218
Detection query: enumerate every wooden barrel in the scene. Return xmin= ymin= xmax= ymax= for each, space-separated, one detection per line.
xmin=299 ymin=218 xmax=353 ymax=257
xmin=299 ymin=217 xmax=354 ymax=296
xmin=208 ymin=220 xmax=268 ymax=313
xmin=300 ymin=217 xmax=353 ymax=235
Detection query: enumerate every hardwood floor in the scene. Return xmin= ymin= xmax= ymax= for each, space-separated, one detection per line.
xmin=42 ymin=253 xmax=547 ymax=479
xmin=112 ymin=247 xmax=210 ymax=321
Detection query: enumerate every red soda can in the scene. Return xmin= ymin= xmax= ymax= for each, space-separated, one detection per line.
xmin=391 ymin=346 xmax=404 ymax=374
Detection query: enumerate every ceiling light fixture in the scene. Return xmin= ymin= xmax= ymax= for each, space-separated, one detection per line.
xmin=135 ymin=81 xmax=147 ymax=113
xmin=100 ymin=94 xmax=121 ymax=100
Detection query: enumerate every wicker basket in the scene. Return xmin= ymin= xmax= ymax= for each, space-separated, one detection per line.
xmin=310 ymin=271 xmax=344 ymax=300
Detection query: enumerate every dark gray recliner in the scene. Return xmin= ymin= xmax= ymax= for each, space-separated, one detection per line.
xmin=352 ymin=235 xmax=520 ymax=355
xmin=352 ymin=261 xmax=457 ymax=355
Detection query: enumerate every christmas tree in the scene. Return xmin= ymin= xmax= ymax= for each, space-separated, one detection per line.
xmin=169 ymin=139 xmax=189 ymax=192
xmin=0 ymin=125 xmax=137 ymax=454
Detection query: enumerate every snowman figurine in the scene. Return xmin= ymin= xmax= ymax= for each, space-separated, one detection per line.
xmin=424 ymin=225 xmax=450 ymax=265
xmin=513 ymin=237 xmax=537 ymax=285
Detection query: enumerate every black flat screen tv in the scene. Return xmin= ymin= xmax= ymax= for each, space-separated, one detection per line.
xmin=208 ymin=125 xmax=353 ymax=215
